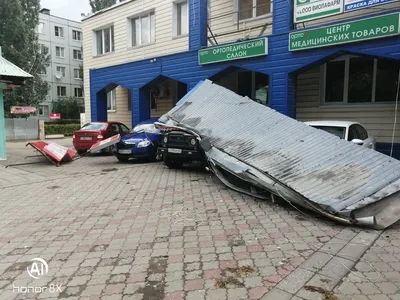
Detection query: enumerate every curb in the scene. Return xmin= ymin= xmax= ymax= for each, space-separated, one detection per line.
xmin=260 ymin=228 xmax=382 ymax=300
xmin=45 ymin=134 xmax=65 ymax=139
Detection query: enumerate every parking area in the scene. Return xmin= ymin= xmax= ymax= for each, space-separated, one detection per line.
xmin=0 ymin=139 xmax=398 ymax=300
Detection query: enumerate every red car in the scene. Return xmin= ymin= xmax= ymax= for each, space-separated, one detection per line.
xmin=73 ymin=122 xmax=130 ymax=154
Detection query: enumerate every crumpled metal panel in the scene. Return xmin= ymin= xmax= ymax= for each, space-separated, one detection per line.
xmin=160 ymin=80 xmax=400 ymax=216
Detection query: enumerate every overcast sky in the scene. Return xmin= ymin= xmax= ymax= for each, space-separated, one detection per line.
xmin=41 ymin=0 xmax=91 ymax=21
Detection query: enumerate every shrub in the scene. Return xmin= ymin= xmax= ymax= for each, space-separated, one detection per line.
xmin=45 ymin=124 xmax=81 ymax=136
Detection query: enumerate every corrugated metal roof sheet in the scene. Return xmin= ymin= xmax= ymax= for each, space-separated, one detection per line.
xmin=161 ymin=80 xmax=400 ymax=215
xmin=0 ymin=56 xmax=32 ymax=78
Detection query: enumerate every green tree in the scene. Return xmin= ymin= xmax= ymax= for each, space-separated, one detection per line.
xmin=0 ymin=0 xmax=50 ymax=116
xmin=52 ymin=97 xmax=82 ymax=120
xmin=89 ymin=0 xmax=117 ymax=13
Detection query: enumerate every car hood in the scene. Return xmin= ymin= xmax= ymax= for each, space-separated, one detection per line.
xmin=120 ymin=132 xmax=159 ymax=144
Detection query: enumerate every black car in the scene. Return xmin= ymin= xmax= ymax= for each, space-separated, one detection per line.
xmin=157 ymin=130 xmax=205 ymax=168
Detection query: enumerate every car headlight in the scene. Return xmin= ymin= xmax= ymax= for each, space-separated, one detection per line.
xmin=137 ymin=140 xmax=151 ymax=148
xmin=124 ymin=140 xmax=136 ymax=145
xmin=163 ymin=136 xmax=168 ymax=143
xmin=190 ymin=138 xmax=196 ymax=146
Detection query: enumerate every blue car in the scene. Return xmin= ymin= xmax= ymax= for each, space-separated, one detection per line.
xmin=114 ymin=119 xmax=161 ymax=162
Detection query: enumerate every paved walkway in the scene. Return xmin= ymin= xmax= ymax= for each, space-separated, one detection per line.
xmin=0 ymin=140 xmax=398 ymax=300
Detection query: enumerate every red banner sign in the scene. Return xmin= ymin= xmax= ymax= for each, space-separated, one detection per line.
xmin=49 ymin=113 xmax=61 ymax=120
xmin=27 ymin=141 xmax=77 ymax=165
xmin=89 ymin=134 xmax=120 ymax=153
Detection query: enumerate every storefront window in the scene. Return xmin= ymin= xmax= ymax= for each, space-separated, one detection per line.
xmin=323 ymin=56 xmax=399 ymax=104
xmin=348 ymin=56 xmax=373 ymax=103
xmin=325 ymin=61 xmax=345 ymax=103
xmin=376 ymin=59 xmax=400 ymax=103
xmin=255 ymin=73 xmax=269 ymax=106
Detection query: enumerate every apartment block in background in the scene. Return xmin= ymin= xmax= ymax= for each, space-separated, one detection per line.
xmin=37 ymin=8 xmax=83 ymax=120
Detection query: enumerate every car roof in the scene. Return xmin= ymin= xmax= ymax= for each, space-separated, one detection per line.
xmin=304 ymin=120 xmax=361 ymax=127
xmin=88 ymin=121 xmax=124 ymax=125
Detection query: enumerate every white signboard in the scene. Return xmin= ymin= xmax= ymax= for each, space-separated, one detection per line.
xmin=43 ymin=143 xmax=68 ymax=161
xmin=294 ymin=0 xmax=344 ymax=23
xmin=344 ymin=0 xmax=398 ymax=12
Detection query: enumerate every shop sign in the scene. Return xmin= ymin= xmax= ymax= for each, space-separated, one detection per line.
xmin=344 ymin=0 xmax=398 ymax=12
xmin=10 ymin=106 xmax=36 ymax=114
xmin=198 ymin=38 xmax=268 ymax=65
xmin=49 ymin=113 xmax=61 ymax=120
xmin=294 ymin=0 xmax=343 ymax=23
xmin=289 ymin=13 xmax=400 ymax=51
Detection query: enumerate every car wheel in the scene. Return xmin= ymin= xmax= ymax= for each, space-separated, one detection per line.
xmin=77 ymin=149 xmax=86 ymax=155
xmin=117 ymin=156 xmax=130 ymax=163
xmin=147 ymin=150 xmax=158 ymax=162
xmin=164 ymin=156 xmax=183 ymax=169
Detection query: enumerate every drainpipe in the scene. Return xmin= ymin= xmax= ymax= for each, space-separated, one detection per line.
xmin=0 ymin=46 xmax=7 ymax=160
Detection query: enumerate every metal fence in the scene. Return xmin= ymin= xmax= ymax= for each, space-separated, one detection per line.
xmin=5 ymin=117 xmax=39 ymax=141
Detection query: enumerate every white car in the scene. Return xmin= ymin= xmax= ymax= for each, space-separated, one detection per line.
xmin=305 ymin=121 xmax=376 ymax=149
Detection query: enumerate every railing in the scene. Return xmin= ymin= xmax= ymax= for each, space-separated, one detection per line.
xmin=207 ymin=1 xmax=273 ymax=46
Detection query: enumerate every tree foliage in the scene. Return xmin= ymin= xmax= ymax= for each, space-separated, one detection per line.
xmin=52 ymin=97 xmax=83 ymax=120
xmin=89 ymin=0 xmax=117 ymax=13
xmin=0 ymin=0 xmax=50 ymax=116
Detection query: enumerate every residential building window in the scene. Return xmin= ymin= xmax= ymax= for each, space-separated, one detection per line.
xmin=55 ymin=26 xmax=64 ymax=37
xmin=55 ymin=46 xmax=65 ymax=58
xmin=174 ymin=1 xmax=188 ymax=36
xmin=74 ymin=68 xmax=83 ymax=80
xmin=107 ymin=89 xmax=116 ymax=111
xmin=237 ymin=0 xmax=271 ymax=21
xmin=323 ymin=56 xmax=400 ymax=104
xmin=56 ymin=66 xmax=66 ymax=77
xmin=131 ymin=12 xmax=155 ymax=47
xmin=40 ymin=44 xmax=49 ymax=55
xmin=73 ymin=49 xmax=82 ymax=60
xmin=57 ymin=86 xmax=67 ymax=97
xmin=95 ymin=26 xmax=114 ymax=55
xmin=38 ymin=105 xmax=49 ymax=116
xmin=75 ymin=88 xmax=83 ymax=98
xmin=37 ymin=22 xmax=45 ymax=34
xmin=72 ymin=30 xmax=82 ymax=41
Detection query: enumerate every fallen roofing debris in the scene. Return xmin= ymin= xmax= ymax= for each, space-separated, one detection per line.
xmin=158 ymin=80 xmax=400 ymax=229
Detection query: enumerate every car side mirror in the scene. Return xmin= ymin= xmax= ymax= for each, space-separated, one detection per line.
xmin=351 ymin=139 xmax=363 ymax=145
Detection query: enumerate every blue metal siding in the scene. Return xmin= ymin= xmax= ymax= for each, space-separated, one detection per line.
xmin=189 ymin=0 xmax=208 ymax=50
xmin=88 ymin=0 xmax=400 ymax=158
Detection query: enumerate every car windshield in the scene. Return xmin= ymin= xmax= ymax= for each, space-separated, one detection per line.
xmin=81 ymin=123 xmax=107 ymax=130
xmin=131 ymin=123 xmax=160 ymax=134
xmin=312 ymin=126 xmax=346 ymax=139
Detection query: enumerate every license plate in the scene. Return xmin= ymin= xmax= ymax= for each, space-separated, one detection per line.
xmin=168 ymin=148 xmax=182 ymax=154
xmin=118 ymin=149 xmax=132 ymax=154
xmin=80 ymin=137 xmax=92 ymax=140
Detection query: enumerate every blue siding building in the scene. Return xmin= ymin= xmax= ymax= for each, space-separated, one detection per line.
xmin=84 ymin=0 xmax=400 ymax=158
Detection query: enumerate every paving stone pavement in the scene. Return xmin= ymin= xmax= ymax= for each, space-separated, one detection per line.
xmin=0 ymin=140 xmax=399 ymax=300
